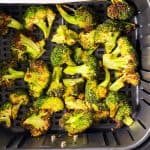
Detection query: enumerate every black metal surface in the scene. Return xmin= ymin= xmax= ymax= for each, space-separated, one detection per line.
xmin=0 ymin=0 xmax=150 ymax=149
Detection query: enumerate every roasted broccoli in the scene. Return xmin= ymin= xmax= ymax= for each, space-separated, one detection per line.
xmin=109 ymin=70 xmax=139 ymax=91
xmin=74 ymin=47 xmax=89 ymax=65
xmin=24 ymin=6 xmax=56 ymax=39
xmin=79 ymin=30 xmax=99 ymax=54
xmin=107 ymin=0 xmax=134 ymax=20
xmin=47 ymin=67 xmax=64 ymax=97
xmin=23 ymin=110 xmax=51 ymax=137
xmin=0 ymin=12 xmax=23 ymax=35
xmin=64 ymin=96 xmax=90 ymax=111
xmin=93 ymin=102 xmax=109 ymax=122
xmin=63 ymin=78 xmax=85 ymax=97
xmin=64 ymin=55 xmax=98 ymax=79
xmin=0 ymin=102 xmax=12 ymax=127
xmin=56 ymin=5 xmax=95 ymax=31
xmin=95 ymin=19 xmax=136 ymax=53
xmin=9 ymin=90 xmax=29 ymax=119
xmin=51 ymin=25 xmax=78 ymax=46
xmin=33 ymin=96 xmax=64 ymax=113
xmin=11 ymin=33 xmax=45 ymax=61
xmin=24 ymin=60 xmax=50 ymax=98
xmin=50 ymin=45 xmax=75 ymax=67
xmin=59 ymin=111 xmax=93 ymax=135
xmin=0 ymin=59 xmax=25 ymax=87
xmin=115 ymin=100 xmax=134 ymax=127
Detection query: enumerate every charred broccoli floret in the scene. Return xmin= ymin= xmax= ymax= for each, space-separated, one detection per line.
xmin=56 ymin=5 xmax=95 ymax=31
xmin=47 ymin=67 xmax=64 ymax=97
xmin=11 ymin=33 xmax=45 ymax=61
xmin=59 ymin=111 xmax=93 ymax=136
xmin=95 ymin=19 xmax=136 ymax=53
xmin=64 ymin=55 xmax=98 ymax=79
xmin=0 ymin=59 xmax=25 ymax=87
xmin=50 ymin=45 xmax=75 ymax=67
xmin=63 ymin=78 xmax=85 ymax=97
xmin=24 ymin=6 xmax=56 ymax=39
xmin=0 ymin=12 xmax=23 ymax=35
xmin=23 ymin=110 xmax=51 ymax=137
xmin=0 ymin=102 xmax=12 ymax=128
xmin=51 ymin=25 xmax=78 ymax=46
xmin=109 ymin=70 xmax=139 ymax=91
xmin=64 ymin=96 xmax=90 ymax=111
xmin=33 ymin=96 xmax=64 ymax=113
xmin=24 ymin=60 xmax=50 ymax=98
xmin=107 ymin=0 xmax=134 ymax=20
xmin=79 ymin=30 xmax=99 ymax=54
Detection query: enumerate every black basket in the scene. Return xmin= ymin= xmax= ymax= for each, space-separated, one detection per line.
xmin=0 ymin=0 xmax=150 ymax=149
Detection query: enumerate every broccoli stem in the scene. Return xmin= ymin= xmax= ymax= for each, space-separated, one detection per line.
xmin=2 ymin=68 xmax=25 ymax=80
xmin=7 ymin=18 xmax=23 ymax=30
xmin=35 ymin=20 xmax=49 ymax=39
xmin=99 ymin=68 xmax=110 ymax=88
xmin=20 ymin=34 xmax=44 ymax=58
xmin=51 ymin=67 xmax=62 ymax=83
xmin=123 ymin=116 xmax=134 ymax=126
xmin=64 ymin=65 xmax=87 ymax=76
xmin=56 ymin=5 xmax=76 ymax=25
xmin=109 ymin=78 xmax=124 ymax=91
xmin=63 ymin=78 xmax=84 ymax=87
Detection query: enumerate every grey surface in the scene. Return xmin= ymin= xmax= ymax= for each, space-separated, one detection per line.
xmin=0 ymin=0 xmax=150 ymax=149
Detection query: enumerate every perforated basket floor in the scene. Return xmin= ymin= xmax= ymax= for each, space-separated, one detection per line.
xmin=0 ymin=1 xmax=150 ymax=149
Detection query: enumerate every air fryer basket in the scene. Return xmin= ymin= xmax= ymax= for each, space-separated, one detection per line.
xmin=0 ymin=0 xmax=150 ymax=149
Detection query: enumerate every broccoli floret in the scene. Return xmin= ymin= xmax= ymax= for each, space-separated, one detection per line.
xmin=23 ymin=110 xmax=51 ymax=137
xmin=115 ymin=100 xmax=133 ymax=127
xmin=59 ymin=111 xmax=93 ymax=136
xmin=0 ymin=12 xmax=23 ymax=35
xmin=11 ymin=33 xmax=45 ymax=61
xmin=51 ymin=25 xmax=78 ymax=46
xmin=105 ymin=92 xmax=121 ymax=118
xmin=64 ymin=55 xmax=98 ymax=79
xmin=33 ymin=96 xmax=64 ymax=113
xmin=56 ymin=5 xmax=95 ymax=31
xmin=47 ymin=67 xmax=64 ymax=97
xmin=109 ymin=70 xmax=139 ymax=91
xmin=79 ymin=30 xmax=99 ymax=54
xmin=0 ymin=102 xmax=12 ymax=128
xmin=50 ymin=45 xmax=75 ymax=67
xmin=107 ymin=0 xmax=134 ymax=20
xmin=95 ymin=19 xmax=136 ymax=53
xmin=63 ymin=78 xmax=85 ymax=97
xmin=24 ymin=60 xmax=50 ymax=98
xmin=9 ymin=90 xmax=29 ymax=105
xmin=9 ymin=90 xmax=29 ymax=119
xmin=0 ymin=59 xmax=25 ymax=87
xmin=64 ymin=96 xmax=90 ymax=111
xmin=24 ymin=6 xmax=56 ymax=39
